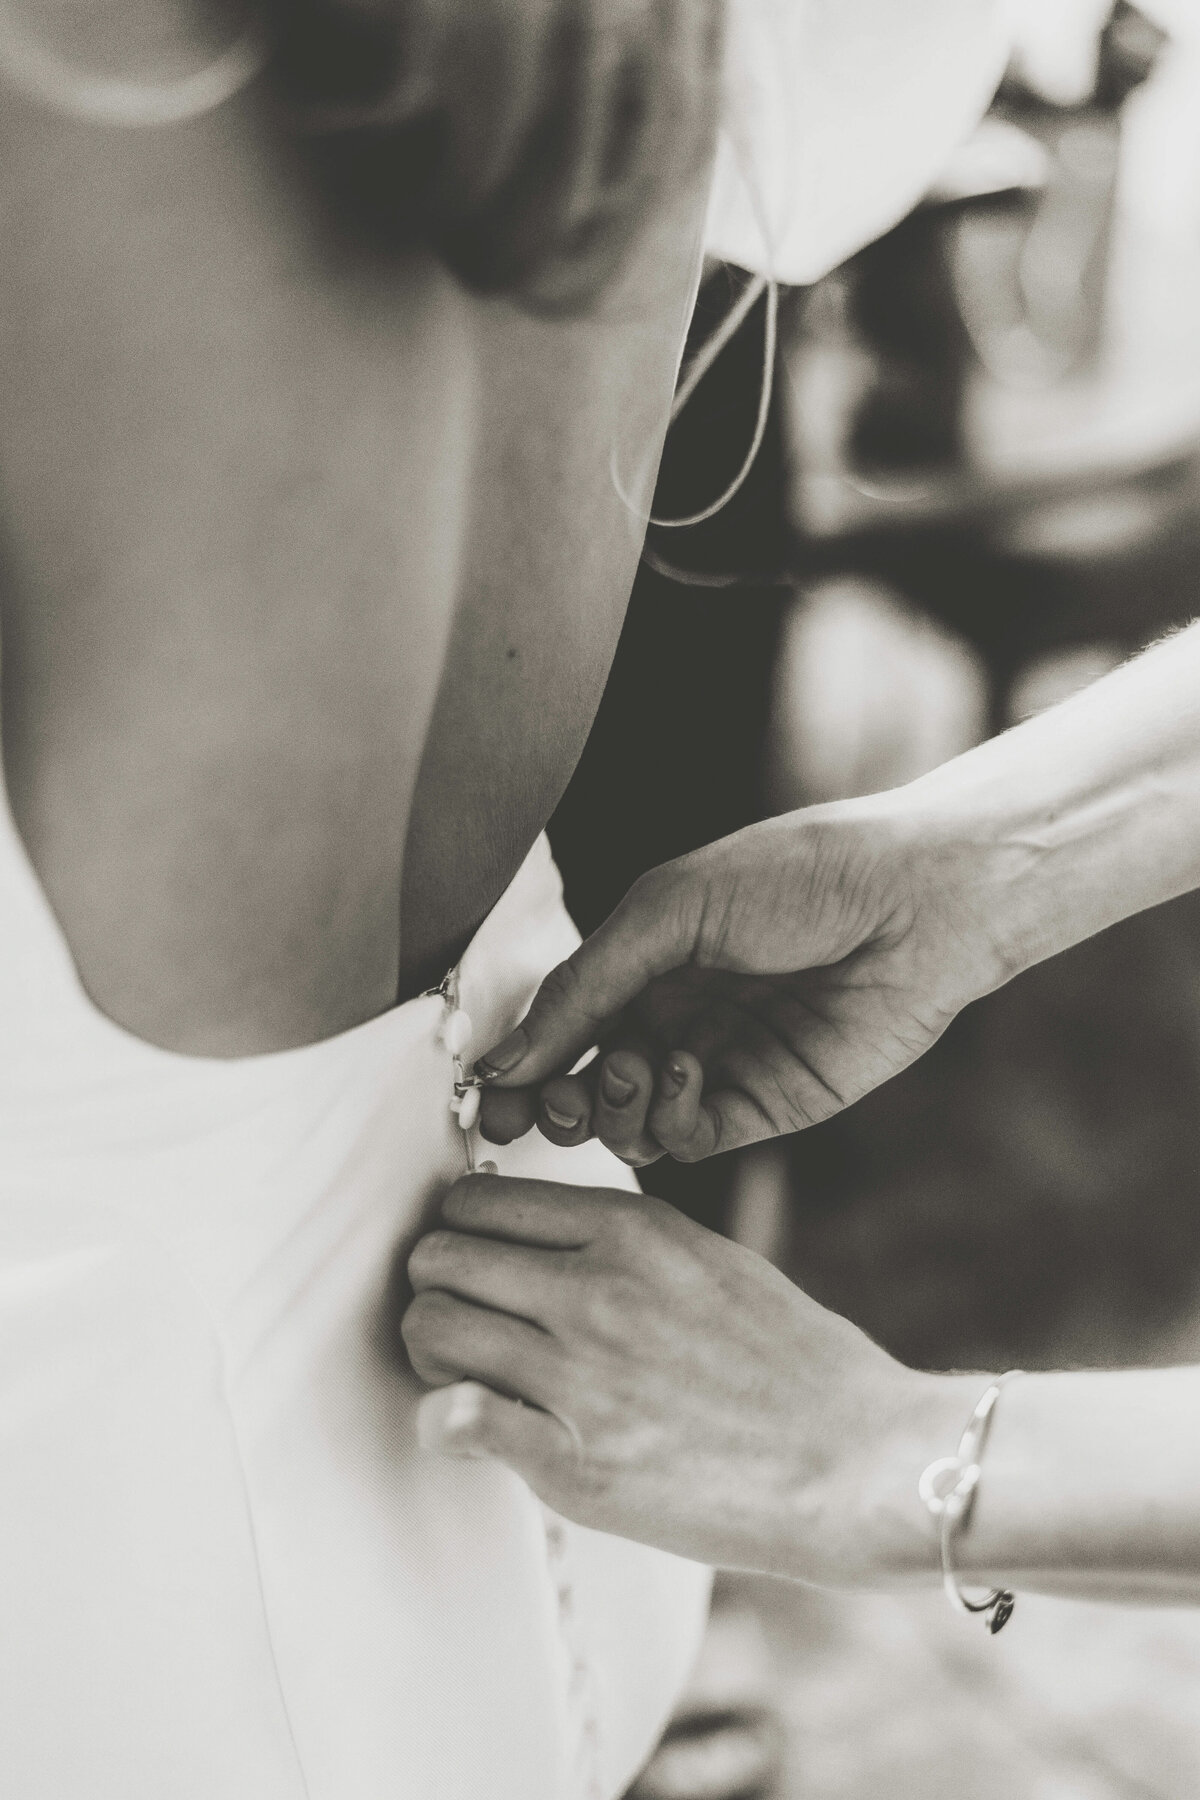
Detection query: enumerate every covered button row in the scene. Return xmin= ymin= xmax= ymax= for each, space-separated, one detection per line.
xmin=443 ymin=1007 xmax=483 ymax=1132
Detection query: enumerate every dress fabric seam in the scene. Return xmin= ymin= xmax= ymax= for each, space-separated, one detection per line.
xmin=102 ymin=1195 xmax=316 ymax=1800
xmin=210 ymin=1340 xmax=317 ymax=1800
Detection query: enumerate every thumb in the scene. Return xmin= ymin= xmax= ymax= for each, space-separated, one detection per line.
xmin=417 ymin=1381 xmax=570 ymax=1485
xmin=475 ymin=867 xmax=697 ymax=1086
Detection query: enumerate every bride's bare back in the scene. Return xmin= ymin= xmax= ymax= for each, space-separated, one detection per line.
xmin=0 ymin=21 xmax=706 ymax=1054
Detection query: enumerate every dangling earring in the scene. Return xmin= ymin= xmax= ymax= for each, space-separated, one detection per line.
xmin=0 ymin=1 xmax=267 ymax=128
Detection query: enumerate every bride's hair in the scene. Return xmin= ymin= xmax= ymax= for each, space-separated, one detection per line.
xmin=0 ymin=0 xmax=723 ymax=312
xmin=272 ymin=0 xmax=726 ymax=313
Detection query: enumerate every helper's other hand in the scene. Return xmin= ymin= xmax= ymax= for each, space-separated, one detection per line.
xmin=477 ymin=796 xmax=1013 ymax=1163
xmin=403 ymin=1172 xmax=966 ymax=1584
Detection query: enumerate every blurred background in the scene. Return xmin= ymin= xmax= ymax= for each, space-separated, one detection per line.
xmin=550 ymin=4 xmax=1200 ymax=1796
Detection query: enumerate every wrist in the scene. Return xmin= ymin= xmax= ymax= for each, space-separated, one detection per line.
xmin=900 ymin=772 xmax=1065 ymax=998
xmin=772 ymin=1345 xmax=1200 ymax=1604
xmin=875 ymin=762 xmax=1135 ymax=1004
xmin=861 ymin=1366 xmax=1200 ymax=1603
xmin=786 ymin=1368 xmax=989 ymax=1591
xmin=893 ymin=632 xmax=1200 ymax=990
xmin=836 ymin=780 xmax=1033 ymax=1010
xmin=856 ymin=1371 xmax=998 ymax=1588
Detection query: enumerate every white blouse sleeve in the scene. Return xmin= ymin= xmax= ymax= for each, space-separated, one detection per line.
xmin=704 ymin=0 xmax=1013 ymax=284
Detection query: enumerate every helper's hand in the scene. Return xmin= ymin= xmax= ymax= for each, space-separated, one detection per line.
xmin=403 ymin=1173 xmax=968 ymax=1583
xmin=477 ymin=797 xmax=1012 ymax=1163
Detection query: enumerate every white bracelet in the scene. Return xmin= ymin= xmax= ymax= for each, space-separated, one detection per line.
xmin=918 ymin=1370 xmax=1024 ymax=1634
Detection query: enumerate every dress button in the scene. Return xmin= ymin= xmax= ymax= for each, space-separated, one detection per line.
xmin=456 ymin=1085 xmax=481 ymax=1132
xmin=442 ymin=1008 xmax=473 ymax=1057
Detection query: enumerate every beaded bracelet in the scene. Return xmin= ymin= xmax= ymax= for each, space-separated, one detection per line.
xmin=918 ymin=1370 xmax=1024 ymax=1634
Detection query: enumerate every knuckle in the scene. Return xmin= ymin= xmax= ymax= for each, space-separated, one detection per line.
xmin=575 ymin=1280 xmax=608 ymax=1335
xmin=535 ymin=957 xmax=584 ymax=1015
xmin=624 ymin=866 xmax=663 ymax=913
xmin=608 ymin=1195 xmax=689 ymax=1278
xmin=629 ymin=859 xmax=679 ymax=907
xmin=577 ymin=1270 xmax=638 ymax=1343
xmin=659 ymin=1237 xmax=705 ymax=1296
xmin=570 ymin=1410 xmax=657 ymax=1503
xmin=634 ymin=854 xmax=701 ymax=931
xmin=622 ymin=866 xmax=675 ymax=937
xmin=777 ymin=1095 xmax=812 ymax=1135
xmin=635 ymin=1190 xmax=680 ymax=1234
xmin=607 ymin=1189 xmax=653 ymax=1239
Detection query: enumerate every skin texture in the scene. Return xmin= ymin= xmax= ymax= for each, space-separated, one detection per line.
xmin=0 ymin=0 xmax=711 ymax=1052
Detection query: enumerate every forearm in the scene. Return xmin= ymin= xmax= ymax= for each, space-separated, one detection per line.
xmin=864 ymin=1366 xmax=1200 ymax=1607
xmin=969 ymin=1366 xmax=1200 ymax=1604
xmin=898 ymin=620 xmax=1200 ymax=992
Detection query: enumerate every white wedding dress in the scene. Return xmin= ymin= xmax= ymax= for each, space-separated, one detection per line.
xmin=0 ymin=802 xmax=710 ymax=1800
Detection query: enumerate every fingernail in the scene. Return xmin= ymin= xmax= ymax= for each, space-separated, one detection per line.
xmin=543 ymin=1101 xmax=580 ymax=1132
xmin=601 ymin=1065 xmax=637 ymax=1108
xmin=476 ymin=1027 xmax=528 ymax=1079
xmin=474 ymin=1160 xmax=499 ymax=1176
xmin=660 ymin=1058 xmax=687 ymax=1098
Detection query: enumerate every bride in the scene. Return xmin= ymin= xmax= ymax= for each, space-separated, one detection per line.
xmin=0 ymin=2 xmax=1005 ymax=1795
